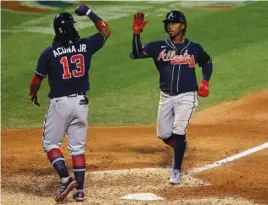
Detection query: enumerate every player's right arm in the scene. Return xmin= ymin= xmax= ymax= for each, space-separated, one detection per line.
xmin=29 ymin=48 xmax=49 ymax=106
xmin=131 ymin=35 xmax=156 ymax=59
xmin=75 ymin=4 xmax=111 ymax=40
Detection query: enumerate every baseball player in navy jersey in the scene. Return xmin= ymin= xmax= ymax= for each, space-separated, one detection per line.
xmin=29 ymin=4 xmax=111 ymax=202
xmin=130 ymin=11 xmax=213 ymax=184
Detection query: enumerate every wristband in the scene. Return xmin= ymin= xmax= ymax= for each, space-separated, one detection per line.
xmin=202 ymin=80 xmax=209 ymax=86
xmin=86 ymin=9 xmax=91 ymax=16
xmin=88 ymin=11 xmax=102 ymax=24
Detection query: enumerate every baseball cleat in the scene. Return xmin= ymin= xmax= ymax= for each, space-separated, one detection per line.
xmin=55 ymin=177 xmax=78 ymax=202
xmin=73 ymin=189 xmax=87 ymax=202
xmin=169 ymin=169 xmax=180 ymax=185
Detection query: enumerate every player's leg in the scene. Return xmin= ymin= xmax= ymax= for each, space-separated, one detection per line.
xmin=66 ymin=95 xmax=89 ymax=202
xmin=42 ymin=97 xmax=77 ymax=202
xmin=171 ymin=91 xmax=198 ymax=184
xmin=157 ymin=91 xmax=174 ymax=140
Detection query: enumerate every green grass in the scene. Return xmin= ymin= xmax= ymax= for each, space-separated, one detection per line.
xmin=1 ymin=2 xmax=268 ymax=128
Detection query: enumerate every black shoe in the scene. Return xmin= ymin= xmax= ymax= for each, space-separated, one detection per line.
xmin=55 ymin=177 xmax=78 ymax=202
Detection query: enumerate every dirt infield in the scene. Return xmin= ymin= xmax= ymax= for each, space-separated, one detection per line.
xmin=2 ymin=90 xmax=268 ymax=205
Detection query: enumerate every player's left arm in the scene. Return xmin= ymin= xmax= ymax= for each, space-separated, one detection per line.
xmin=196 ymin=47 xmax=213 ymax=97
xmin=75 ymin=4 xmax=111 ymax=40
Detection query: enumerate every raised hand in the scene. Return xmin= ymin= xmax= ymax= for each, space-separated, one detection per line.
xmin=75 ymin=4 xmax=91 ymax=16
xmin=133 ymin=12 xmax=148 ymax=34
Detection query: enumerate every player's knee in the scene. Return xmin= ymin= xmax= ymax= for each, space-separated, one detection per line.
xmin=43 ymin=143 xmax=60 ymax=153
xmin=173 ymin=124 xmax=187 ymax=135
xmin=162 ymin=135 xmax=176 ymax=149
xmin=157 ymin=131 xmax=173 ymax=140
xmin=68 ymin=145 xmax=85 ymax=156
xmin=173 ymin=130 xmax=186 ymax=135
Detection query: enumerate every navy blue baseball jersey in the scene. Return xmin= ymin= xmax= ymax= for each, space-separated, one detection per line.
xmin=131 ymin=36 xmax=212 ymax=94
xmin=35 ymin=32 xmax=105 ymax=98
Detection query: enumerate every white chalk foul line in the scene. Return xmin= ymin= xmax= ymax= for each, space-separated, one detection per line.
xmin=89 ymin=142 xmax=268 ymax=176
xmin=189 ymin=142 xmax=268 ymax=175
xmin=90 ymin=167 xmax=165 ymax=175
xmin=88 ymin=142 xmax=268 ymax=201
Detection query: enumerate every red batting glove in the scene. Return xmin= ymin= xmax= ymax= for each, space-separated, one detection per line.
xmin=29 ymin=74 xmax=42 ymax=106
xmin=133 ymin=12 xmax=148 ymax=34
xmin=198 ymin=80 xmax=209 ymax=97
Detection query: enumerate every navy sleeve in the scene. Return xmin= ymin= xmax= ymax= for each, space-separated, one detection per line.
xmin=131 ymin=34 xmax=143 ymax=58
xmin=196 ymin=45 xmax=213 ymax=81
xmin=35 ymin=49 xmax=49 ymax=78
xmin=86 ymin=32 xmax=105 ymax=55
xmin=130 ymin=34 xmax=157 ymax=59
xmin=143 ymin=42 xmax=158 ymax=57
xmin=201 ymin=61 xmax=213 ymax=81
xmin=196 ymin=49 xmax=211 ymax=67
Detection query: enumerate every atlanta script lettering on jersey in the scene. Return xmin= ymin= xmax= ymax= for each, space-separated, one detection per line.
xmin=157 ymin=49 xmax=195 ymax=68
xmin=53 ymin=44 xmax=87 ymax=57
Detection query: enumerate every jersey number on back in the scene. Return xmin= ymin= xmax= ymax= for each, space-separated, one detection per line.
xmin=60 ymin=54 xmax=85 ymax=79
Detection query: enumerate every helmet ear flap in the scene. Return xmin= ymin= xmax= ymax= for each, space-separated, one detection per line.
xmin=164 ymin=23 xmax=168 ymax=33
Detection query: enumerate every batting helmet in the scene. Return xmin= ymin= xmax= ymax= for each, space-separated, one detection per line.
xmin=53 ymin=12 xmax=76 ymax=34
xmin=52 ymin=12 xmax=80 ymax=46
xmin=163 ymin=10 xmax=187 ymax=35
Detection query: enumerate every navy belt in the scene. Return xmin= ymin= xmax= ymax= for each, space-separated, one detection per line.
xmin=162 ymin=91 xmax=180 ymax=96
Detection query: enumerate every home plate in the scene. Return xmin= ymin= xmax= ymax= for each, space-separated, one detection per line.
xmin=120 ymin=193 xmax=165 ymax=201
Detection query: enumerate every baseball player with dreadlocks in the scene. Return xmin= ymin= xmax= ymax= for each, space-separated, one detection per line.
xmin=29 ymin=4 xmax=111 ymax=202
xmin=130 ymin=11 xmax=213 ymax=184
